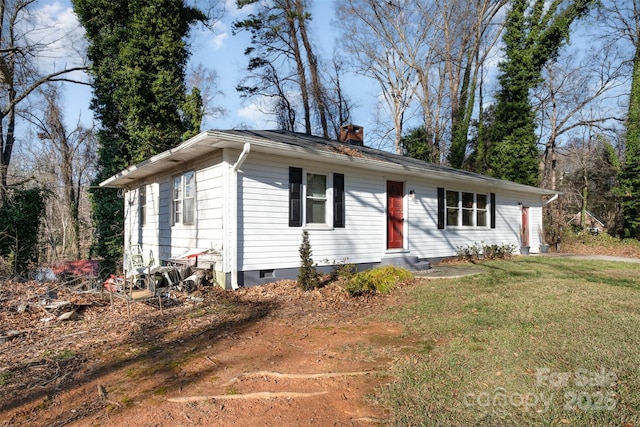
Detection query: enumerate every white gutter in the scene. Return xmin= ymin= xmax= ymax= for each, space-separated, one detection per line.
xmin=544 ymin=193 xmax=559 ymax=205
xmin=230 ymin=143 xmax=251 ymax=290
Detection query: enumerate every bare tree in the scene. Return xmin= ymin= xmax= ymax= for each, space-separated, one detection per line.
xmin=560 ymin=132 xmax=620 ymax=233
xmin=325 ymin=56 xmax=353 ymax=140
xmin=293 ymin=0 xmax=329 ymax=137
xmin=337 ymin=0 xmax=418 ymax=154
xmin=186 ymin=63 xmax=225 ymax=128
xmin=24 ymin=86 xmax=96 ymax=260
xmin=338 ymin=0 xmax=506 ymax=162
xmin=236 ymin=58 xmax=298 ymax=131
xmin=441 ymin=0 xmax=507 ymax=167
xmin=235 ymin=0 xmax=321 ymax=135
xmin=0 ymin=0 xmax=87 ymax=201
xmin=533 ymin=45 xmax=628 ymax=191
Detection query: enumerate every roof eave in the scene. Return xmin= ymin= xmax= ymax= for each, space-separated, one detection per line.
xmin=99 ymin=131 xmax=241 ymax=188
xmin=100 ymin=130 xmax=556 ymax=196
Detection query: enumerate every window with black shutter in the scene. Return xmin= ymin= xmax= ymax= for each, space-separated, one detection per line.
xmin=333 ymin=173 xmax=345 ymax=228
xmin=289 ymin=168 xmax=345 ymax=228
xmin=490 ymin=192 xmax=496 ymax=229
xmin=437 ymin=187 xmax=445 ymax=229
xmin=289 ymin=167 xmax=303 ymax=227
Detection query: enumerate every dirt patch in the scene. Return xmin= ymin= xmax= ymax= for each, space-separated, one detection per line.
xmin=0 ymin=279 xmax=420 ymax=426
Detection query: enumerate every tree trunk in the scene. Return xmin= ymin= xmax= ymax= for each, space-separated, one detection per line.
xmin=581 ymin=171 xmax=588 ymax=231
xmin=1 ymin=97 xmax=15 ymax=203
xmin=296 ymin=0 xmax=328 ymax=138
xmin=284 ymin=0 xmax=311 ymax=134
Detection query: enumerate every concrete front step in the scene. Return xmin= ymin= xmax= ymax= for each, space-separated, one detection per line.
xmin=380 ymin=255 xmax=431 ymax=271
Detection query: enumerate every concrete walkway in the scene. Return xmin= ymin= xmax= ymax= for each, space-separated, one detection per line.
xmin=414 ymin=264 xmax=484 ymax=279
xmin=531 ymin=253 xmax=640 ymax=263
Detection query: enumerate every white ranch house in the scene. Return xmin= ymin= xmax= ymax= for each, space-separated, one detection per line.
xmin=100 ymin=127 xmax=556 ymax=289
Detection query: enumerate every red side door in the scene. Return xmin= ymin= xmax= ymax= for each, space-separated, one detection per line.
xmin=387 ymin=181 xmax=404 ymax=249
xmin=521 ymin=206 xmax=530 ymax=247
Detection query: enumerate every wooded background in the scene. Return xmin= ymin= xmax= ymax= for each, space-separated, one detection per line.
xmin=0 ymin=0 xmax=637 ymax=275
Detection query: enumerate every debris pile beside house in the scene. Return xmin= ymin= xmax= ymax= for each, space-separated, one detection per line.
xmin=0 ymin=273 xmax=231 ymax=419
xmin=0 ymin=263 xmax=220 ymax=352
xmin=1 ymin=254 xmax=217 ymax=339
xmin=101 ymin=246 xmax=215 ymax=310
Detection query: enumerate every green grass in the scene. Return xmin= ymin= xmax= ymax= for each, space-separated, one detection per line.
xmin=377 ymin=257 xmax=640 ymax=426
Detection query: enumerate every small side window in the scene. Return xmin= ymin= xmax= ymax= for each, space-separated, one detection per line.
xmin=183 ymin=171 xmax=195 ymax=225
xmin=139 ymin=185 xmax=146 ymax=226
xmin=172 ymin=171 xmax=195 ymax=225
xmin=172 ymin=176 xmax=182 ymax=225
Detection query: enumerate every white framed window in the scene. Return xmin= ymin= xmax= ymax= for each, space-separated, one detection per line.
xmin=289 ymin=167 xmax=345 ymax=228
xmin=446 ymin=190 xmax=459 ymax=226
xmin=446 ymin=190 xmax=489 ymax=228
xmin=306 ymin=173 xmax=327 ymax=225
xmin=172 ymin=171 xmax=195 ymax=225
xmin=139 ymin=185 xmax=147 ymax=226
xmin=476 ymin=194 xmax=488 ymax=227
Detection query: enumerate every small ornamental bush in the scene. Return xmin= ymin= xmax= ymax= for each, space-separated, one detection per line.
xmin=482 ymin=243 xmax=517 ymax=259
xmin=332 ymin=259 xmax=357 ymax=282
xmin=344 ymin=265 xmax=413 ymax=296
xmin=297 ymin=231 xmax=320 ymax=291
xmin=455 ymin=242 xmax=482 ymax=261
xmin=456 ymin=242 xmax=516 ymax=261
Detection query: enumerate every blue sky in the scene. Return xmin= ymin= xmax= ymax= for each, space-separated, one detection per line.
xmin=37 ymin=0 xmax=630 ymax=153
xmin=50 ymin=0 xmax=379 ymax=138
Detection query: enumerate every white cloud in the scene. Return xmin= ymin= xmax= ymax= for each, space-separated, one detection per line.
xmin=238 ymin=100 xmax=276 ymax=129
xmin=210 ymin=21 xmax=229 ymax=49
xmin=212 ymin=32 xmax=229 ymax=49
xmin=24 ymin=1 xmax=87 ymax=75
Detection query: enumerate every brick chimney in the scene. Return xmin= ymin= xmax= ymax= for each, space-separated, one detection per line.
xmin=339 ymin=124 xmax=364 ymax=146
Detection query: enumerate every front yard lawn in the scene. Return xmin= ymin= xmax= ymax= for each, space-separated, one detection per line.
xmin=379 ymin=257 xmax=640 ymax=426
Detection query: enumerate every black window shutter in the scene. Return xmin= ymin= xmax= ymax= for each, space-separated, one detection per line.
xmin=437 ymin=187 xmax=445 ymax=229
xmin=289 ymin=167 xmax=303 ymax=227
xmin=333 ymin=173 xmax=345 ymax=228
xmin=490 ymin=192 xmax=496 ymax=229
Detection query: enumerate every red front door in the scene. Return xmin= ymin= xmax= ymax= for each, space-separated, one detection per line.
xmin=387 ymin=181 xmax=404 ymax=249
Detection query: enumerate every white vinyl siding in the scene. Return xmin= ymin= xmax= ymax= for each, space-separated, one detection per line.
xmin=126 ymin=155 xmax=224 ymax=263
xmin=407 ymin=185 xmax=543 ymax=258
xmin=239 ymin=154 xmax=384 ymax=271
xmin=125 ymin=183 xmax=160 ymax=261
xmin=194 ymin=157 xmax=224 ymax=244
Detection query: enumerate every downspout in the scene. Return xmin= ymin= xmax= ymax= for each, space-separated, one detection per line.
xmin=230 ymin=143 xmax=251 ymax=290
xmin=544 ymin=193 xmax=559 ymax=205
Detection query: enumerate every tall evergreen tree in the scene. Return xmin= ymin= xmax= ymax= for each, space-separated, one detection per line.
xmin=401 ymin=127 xmax=435 ymax=162
xmin=485 ymin=0 xmax=595 ymax=185
xmin=608 ymin=0 xmax=640 ymax=239
xmin=620 ymin=41 xmax=640 ymax=238
xmin=73 ymin=0 xmax=205 ymax=270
